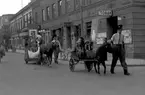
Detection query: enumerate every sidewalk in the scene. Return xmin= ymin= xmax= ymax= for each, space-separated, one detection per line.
xmin=9 ymin=49 xmax=145 ymax=66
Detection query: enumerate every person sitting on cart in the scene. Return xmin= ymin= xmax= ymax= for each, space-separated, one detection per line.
xmin=71 ymin=37 xmax=86 ymax=61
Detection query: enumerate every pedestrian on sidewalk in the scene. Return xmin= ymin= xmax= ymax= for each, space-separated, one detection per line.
xmin=110 ymin=25 xmax=130 ymax=75
xmin=0 ymin=44 xmax=5 ymax=63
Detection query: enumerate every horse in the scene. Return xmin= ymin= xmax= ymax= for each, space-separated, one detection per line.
xmin=93 ymin=42 xmax=113 ymax=74
xmin=84 ymin=41 xmax=112 ymax=74
xmin=39 ymin=42 xmax=58 ymax=66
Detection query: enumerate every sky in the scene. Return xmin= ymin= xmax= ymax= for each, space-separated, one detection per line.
xmin=0 ymin=0 xmax=30 ymax=16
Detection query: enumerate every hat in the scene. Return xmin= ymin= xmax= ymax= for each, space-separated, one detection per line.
xmin=117 ymin=25 xmax=123 ymax=30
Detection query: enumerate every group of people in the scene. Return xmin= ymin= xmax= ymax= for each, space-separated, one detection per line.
xmin=26 ymin=24 xmax=130 ymax=75
xmin=71 ymin=25 xmax=130 ymax=75
xmin=26 ymin=32 xmax=63 ymax=65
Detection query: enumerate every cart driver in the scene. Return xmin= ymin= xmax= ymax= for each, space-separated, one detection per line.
xmin=71 ymin=37 xmax=86 ymax=60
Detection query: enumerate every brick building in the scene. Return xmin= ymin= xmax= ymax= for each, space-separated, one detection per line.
xmin=9 ymin=2 xmax=34 ymax=49
xmin=10 ymin=0 xmax=145 ymax=59
xmin=0 ymin=14 xmax=13 ymax=44
xmin=31 ymin=0 xmax=145 ymax=59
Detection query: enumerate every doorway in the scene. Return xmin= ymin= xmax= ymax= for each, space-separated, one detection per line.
xmin=86 ymin=21 xmax=92 ymax=39
xmin=107 ymin=16 xmax=118 ymax=39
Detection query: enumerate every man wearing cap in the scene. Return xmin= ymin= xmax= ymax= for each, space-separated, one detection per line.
xmin=110 ymin=25 xmax=130 ymax=75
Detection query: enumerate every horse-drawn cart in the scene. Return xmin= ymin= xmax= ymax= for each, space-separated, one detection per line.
xmin=68 ymin=40 xmax=98 ymax=72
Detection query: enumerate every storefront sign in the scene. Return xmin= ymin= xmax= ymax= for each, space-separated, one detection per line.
xmin=122 ymin=30 xmax=132 ymax=44
xmin=96 ymin=32 xmax=107 ymax=44
xmin=98 ymin=10 xmax=112 ymax=16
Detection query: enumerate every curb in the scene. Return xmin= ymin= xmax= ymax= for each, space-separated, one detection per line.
xmin=58 ymin=59 xmax=145 ymax=67
xmin=8 ymin=51 xmax=145 ymax=67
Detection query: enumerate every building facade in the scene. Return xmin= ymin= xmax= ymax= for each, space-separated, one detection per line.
xmin=31 ymin=0 xmax=145 ymax=59
xmin=0 ymin=14 xmax=13 ymax=45
xmin=9 ymin=2 xmax=34 ymax=49
xmin=10 ymin=0 xmax=145 ymax=59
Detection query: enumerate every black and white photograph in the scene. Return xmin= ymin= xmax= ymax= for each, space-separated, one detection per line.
xmin=0 ymin=0 xmax=145 ymax=95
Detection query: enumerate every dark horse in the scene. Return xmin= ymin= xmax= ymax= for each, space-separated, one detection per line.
xmin=85 ymin=41 xmax=112 ymax=74
xmin=39 ymin=42 xmax=58 ymax=66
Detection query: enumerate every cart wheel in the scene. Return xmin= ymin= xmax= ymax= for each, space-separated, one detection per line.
xmin=42 ymin=56 xmax=49 ymax=65
xmin=69 ymin=59 xmax=75 ymax=72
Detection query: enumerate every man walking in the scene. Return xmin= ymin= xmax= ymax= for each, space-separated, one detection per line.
xmin=52 ymin=36 xmax=63 ymax=64
xmin=110 ymin=25 xmax=130 ymax=75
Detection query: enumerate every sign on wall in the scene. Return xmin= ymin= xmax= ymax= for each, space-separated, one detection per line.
xmin=29 ymin=29 xmax=37 ymax=37
xmin=122 ymin=30 xmax=132 ymax=44
xmin=98 ymin=10 xmax=112 ymax=16
xmin=96 ymin=32 xmax=107 ymax=44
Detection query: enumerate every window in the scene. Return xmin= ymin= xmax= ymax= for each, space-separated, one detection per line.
xmin=35 ymin=12 xmax=38 ymax=23
xmin=75 ymin=0 xmax=80 ymax=9
xmin=52 ymin=3 xmax=57 ymax=18
xmin=46 ymin=7 xmax=50 ymax=19
xmin=82 ymin=0 xmax=87 ymax=6
xmin=66 ymin=0 xmax=71 ymax=12
xmin=87 ymin=0 xmax=91 ymax=5
xmin=86 ymin=22 xmax=92 ymax=38
xmin=29 ymin=12 xmax=32 ymax=24
xmin=19 ymin=18 xmax=21 ymax=29
xmin=20 ymin=18 xmax=23 ymax=29
xmin=42 ymin=9 xmax=46 ymax=21
xmin=24 ymin=15 xmax=27 ymax=27
xmin=58 ymin=0 xmax=62 ymax=16
xmin=28 ymin=13 xmax=30 ymax=24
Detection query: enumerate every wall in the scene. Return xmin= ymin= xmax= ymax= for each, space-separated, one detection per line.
xmin=31 ymin=0 xmax=145 ymax=59
xmin=132 ymin=7 xmax=145 ymax=58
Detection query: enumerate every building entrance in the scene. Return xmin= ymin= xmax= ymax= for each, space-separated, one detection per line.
xmin=107 ymin=16 xmax=118 ymax=39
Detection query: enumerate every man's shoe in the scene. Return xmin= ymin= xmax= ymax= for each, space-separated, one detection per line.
xmin=124 ymin=69 xmax=130 ymax=76
xmin=110 ymin=69 xmax=115 ymax=74
xmin=111 ymin=71 xmax=115 ymax=74
xmin=55 ymin=61 xmax=58 ymax=64
xmin=124 ymin=72 xmax=130 ymax=76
